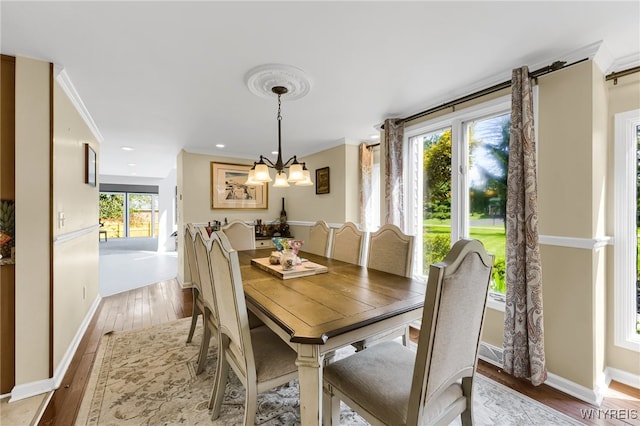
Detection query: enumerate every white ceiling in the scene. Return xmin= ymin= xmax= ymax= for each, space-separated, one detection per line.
xmin=2 ymin=1 xmax=639 ymax=180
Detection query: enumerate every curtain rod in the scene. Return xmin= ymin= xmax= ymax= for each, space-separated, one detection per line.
xmin=605 ymin=66 xmax=640 ymax=85
xmin=395 ymin=58 xmax=589 ymax=126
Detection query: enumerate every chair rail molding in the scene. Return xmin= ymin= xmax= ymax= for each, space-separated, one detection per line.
xmin=53 ymin=224 xmax=101 ymax=245
xmin=538 ymin=235 xmax=612 ymax=250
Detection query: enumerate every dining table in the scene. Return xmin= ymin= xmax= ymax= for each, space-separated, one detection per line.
xmin=236 ymin=248 xmax=427 ymax=426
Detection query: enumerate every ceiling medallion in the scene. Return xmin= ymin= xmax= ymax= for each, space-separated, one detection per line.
xmin=245 ymin=64 xmax=312 ymax=101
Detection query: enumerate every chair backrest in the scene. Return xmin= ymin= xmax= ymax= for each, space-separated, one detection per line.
xmin=407 ymin=239 xmax=494 ymax=423
xmin=184 ymin=223 xmax=201 ymax=292
xmin=208 ymin=231 xmax=256 ymax=376
xmin=330 ymin=222 xmax=365 ymax=265
xmin=305 ymin=220 xmax=331 ymax=257
xmin=193 ymin=227 xmax=217 ymax=316
xmin=366 ymin=224 xmax=415 ymax=277
xmin=221 ymin=220 xmax=256 ymax=251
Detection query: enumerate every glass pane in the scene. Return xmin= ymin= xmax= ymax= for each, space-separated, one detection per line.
xmin=99 ymin=193 xmax=125 ymax=239
xmin=128 ymin=194 xmax=154 ymax=238
xmin=423 ymin=127 xmax=452 ymax=275
xmin=467 ymin=113 xmax=510 ymax=294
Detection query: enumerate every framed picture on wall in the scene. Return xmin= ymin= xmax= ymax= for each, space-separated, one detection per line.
xmin=84 ymin=143 xmax=96 ymax=187
xmin=315 ymin=167 xmax=330 ymax=194
xmin=211 ymin=162 xmax=268 ymax=209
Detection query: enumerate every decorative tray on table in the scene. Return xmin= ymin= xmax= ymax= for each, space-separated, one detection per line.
xmin=251 ymin=257 xmax=328 ymax=280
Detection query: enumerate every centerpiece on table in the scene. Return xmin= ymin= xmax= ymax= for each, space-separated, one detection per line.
xmin=270 ymin=238 xmax=304 ymax=271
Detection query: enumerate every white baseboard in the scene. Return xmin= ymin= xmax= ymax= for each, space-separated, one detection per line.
xmin=477 ymin=342 xmax=640 ymax=406
xmin=9 ymin=294 xmax=101 ymax=403
xmin=545 ymin=371 xmax=606 ymax=406
xmin=605 ymin=366 xmax=640 ymax=389
xmin=9 ymin=378 xmax=55 ymax=403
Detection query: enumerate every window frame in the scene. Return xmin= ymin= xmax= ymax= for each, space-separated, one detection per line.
xmin=404 ymin=94 xmax=513 ymax=311
xmin=614 ymin=108 xmax=640 ymax=352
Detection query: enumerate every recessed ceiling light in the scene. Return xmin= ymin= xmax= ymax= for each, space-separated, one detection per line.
xmin=121 ymin=146 xmax=134 ymax=151
xmin=271 ymin=151 xmax=278 ymax=155
xmin=215 ymin=144 xmax=225 ymax=148
xmin=128 ymin=163 xmax=136 ymax=167
xmin=369 ymin=134 xmax=380 ymax=140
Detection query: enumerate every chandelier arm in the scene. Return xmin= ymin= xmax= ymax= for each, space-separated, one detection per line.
xmin=282 ymin=155 xmax=297 ymax=169
xmin=260 ymin=156 xmax=276 ymax=168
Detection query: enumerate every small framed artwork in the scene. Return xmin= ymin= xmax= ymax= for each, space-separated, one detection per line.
xmin=211 ymin=162 xmax=268 ymax=209
xmin=84 ymin=143 xmax=97 ymax=187
xmin=315 ymin=167 xmax=330 ymax=194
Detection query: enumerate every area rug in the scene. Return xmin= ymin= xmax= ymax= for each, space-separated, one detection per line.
xmin=76 ymin=318 xmax=584 ymax=425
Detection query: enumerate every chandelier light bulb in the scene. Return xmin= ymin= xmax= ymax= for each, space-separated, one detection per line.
xmin=288 ymin=163 xmax=304 ymax=182
xmin=273 ymin=171 xmax=290 ymax=187
xmin=254 ymin=163 xmax=272 ymax=182
xmin=296 ymin=169 xmax=314 ymax=186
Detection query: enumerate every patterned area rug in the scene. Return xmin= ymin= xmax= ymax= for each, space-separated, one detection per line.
xmin=76 ymin=318 xmax=583 ymax=425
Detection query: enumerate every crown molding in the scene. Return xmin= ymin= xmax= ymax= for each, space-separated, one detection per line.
xmin=55 ymin=67 xmax=104 ymax=144
xmin=608 ymin=52 xmax=640 ymax=74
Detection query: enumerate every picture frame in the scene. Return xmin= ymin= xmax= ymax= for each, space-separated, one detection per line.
xmin=84 ymin=143 xmax=97 ymax=187
xmin=315 ymin=167 xmax=330 ymax=194
xmin=211 ymin=162 xmax=268 ymax=209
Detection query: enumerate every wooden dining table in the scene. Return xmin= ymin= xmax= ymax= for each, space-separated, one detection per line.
xmin=236 ymin=248 xmax=427 ymax=425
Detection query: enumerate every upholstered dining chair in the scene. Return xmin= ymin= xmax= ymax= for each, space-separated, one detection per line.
xmin=192 ymin=227 xmax=220 ymax=375
xmin=330 ymin=222 xmax=365 ymax=265
xmin=353 ymin=224 xmax=416 ymax=350
xmin=305 ymin=220 xmax=332 ymax=257
xmin=366 ymin=224 xmax=415 ymax=277
xmin=323 ymin=239 xmax=494 ymax=426
xmin=184 ymin=224 xmax=205 ymax=347
xmin=221 ymin=220 xmax=256 ymax=251
xmin=208 ymin=231 xmax=299 ymax=424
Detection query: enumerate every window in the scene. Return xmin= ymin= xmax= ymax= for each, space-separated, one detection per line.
xmin=99 ymin=191 xmax=159 ymax=238
xmin=614 ymin=109 xmax=640 ymax=351
xmin=406 ymin=95 xmax=512 ymax=306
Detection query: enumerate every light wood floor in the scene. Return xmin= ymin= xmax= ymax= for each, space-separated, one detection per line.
xmin=38 ymin=279 xmax=639 ymax=425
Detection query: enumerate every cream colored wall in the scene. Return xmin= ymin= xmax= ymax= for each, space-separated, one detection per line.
xmin=606 ymin=72 xmax=640 ymax=375
xmin=481 ymin=309 xmax=504 ymax=348
xmin=537 ymin=61 xmax=606 ymax=389
xmin=288 ymin=143 xmax=358 ymax=224
xmin=14 ymin=57 xmax=51 ymax=384
xmin=52 ymin=80 xmax=100 ymax=369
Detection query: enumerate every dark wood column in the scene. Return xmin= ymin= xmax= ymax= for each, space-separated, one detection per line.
xmin=0 ymin=54 xmax=16 ymax=394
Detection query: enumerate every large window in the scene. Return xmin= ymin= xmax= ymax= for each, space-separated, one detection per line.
xmin=614 ymin=109 xmax=640 ymax=351
xmin=406 ymin=96 xmax=512 ymax=301
xmin=99 ymin=191 xmax=159 ymax=238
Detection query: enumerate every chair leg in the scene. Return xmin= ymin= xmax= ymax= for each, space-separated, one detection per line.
xmin=210 ymin=340 xmax=229 ymax=416
xmin=402 ymin=325 xmax=410 ymax=347
xmin=461 ymin=377 xmax=473 ymax=425
xmin=186 ymin=292 xmax=201 ymax=343
xmin=196 ymin=317 xmax=211 ymax=374
xmin=322 ymin=385 xmax=333 ymax=426
xmin=330 ymin=391 xmax=341 ymax=425
xmin=243 ymin=382 xmax=258 ymax=426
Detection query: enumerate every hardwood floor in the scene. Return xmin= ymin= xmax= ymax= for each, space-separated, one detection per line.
xmin=39 ymin=279 xmax=639 ymax=425
xmin=39 ymin=279 xmax=192 ymax=426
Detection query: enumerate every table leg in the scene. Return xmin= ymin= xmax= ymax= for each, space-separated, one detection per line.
xmin=296 ymin=344 xmax=323 ymax=426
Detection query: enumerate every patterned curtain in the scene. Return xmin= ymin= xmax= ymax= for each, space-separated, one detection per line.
xmin=384 ymin=118 xmax=404 ymax=229
xmin=503 ymin=66 xmax=547 ymax=386
xmin=359 ymin=143 xmax=373 ymax=231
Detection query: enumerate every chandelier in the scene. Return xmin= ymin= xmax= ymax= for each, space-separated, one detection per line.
xmin=246 ymin=86 xmax=313 ymax=187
